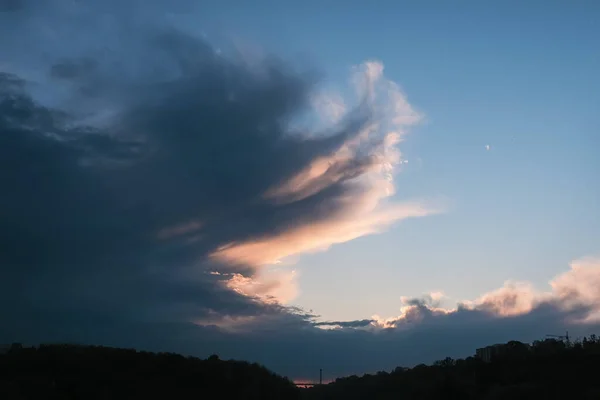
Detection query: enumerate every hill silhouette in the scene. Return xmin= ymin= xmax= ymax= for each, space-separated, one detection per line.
xmin=303 ymin=334 xmax=600 ymax=399
xmin=2 ymin=335 xmax=600 ymax=399
xmin=0 ymin=344 xmax=298 ymax=399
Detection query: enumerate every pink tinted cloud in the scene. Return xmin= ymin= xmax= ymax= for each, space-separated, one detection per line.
xmin=210 ymin=201 xmax=438 ymax=268
xmin=225 ymin=269 xmax=300 ymax=305
xmin=550 ymin=257 xmax=600 ymax=322
xmin=208 ymin=61 xmax=439 ymax=304
xmin=367 ymin=256 xmax=600 ymax=330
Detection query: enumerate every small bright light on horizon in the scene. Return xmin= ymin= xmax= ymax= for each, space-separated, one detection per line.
xmin=485 ymin=144 xmax=491 ymax=151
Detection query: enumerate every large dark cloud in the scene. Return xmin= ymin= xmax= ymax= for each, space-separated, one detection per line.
xmin=0 ymin=0 xmax=390 ymax=356
xmin=1 ymin=0 xmax=599 ymax=381
xmin=313 ymin=319 xmax=375 ymax=328
xmin=0 ymin=0 xmax=22 ymax=12
xmin=0 ymin=4 xmax=371 ymax=309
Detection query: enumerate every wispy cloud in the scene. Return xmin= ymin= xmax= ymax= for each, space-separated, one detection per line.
xmin=211 ymin=60 xmax=438 ymax=301
xmin=313 ymin=319 xmax=375 ymax=328
xmin=210 ymin=201 xmax=436 ymax=268
xmin=310 ymin=90 xmax=346 ymax=124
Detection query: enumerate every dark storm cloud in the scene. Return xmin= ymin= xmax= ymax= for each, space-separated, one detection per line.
xmin=3 ymin=295 xmax=598 ymax=379
xmin=313 ymin=319 xmax=375 ymax=328
xmin=0 ymin=0 xmax=22 ymax=12
xmin=2 ymin=0 xmax=599 ymax=381
xmin=0 ymin=2 xmax=375 ymax=330
xmin=50 ymin=58 xmax=97 ymax=80
xmin=2 ymin=64 xmax=599 ymax=378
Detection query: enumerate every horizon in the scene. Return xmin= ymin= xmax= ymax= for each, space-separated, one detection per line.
xmin=1 ymin=0 xmax=599 ymax=380
xmin=0 ymin=332 xmax=582 ymax=384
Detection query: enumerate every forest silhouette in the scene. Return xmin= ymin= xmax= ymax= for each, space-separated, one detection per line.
xmin=1 ymin=334 xmax=600 ymax=399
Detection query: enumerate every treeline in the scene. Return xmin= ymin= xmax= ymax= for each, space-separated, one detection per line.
xmin=303 ymin=335 xmax=600 ymax=400
xmin=0 ymin=344 xmax=299 ymax=399
xmin=3 ymin=336 xmax=600 ymax=399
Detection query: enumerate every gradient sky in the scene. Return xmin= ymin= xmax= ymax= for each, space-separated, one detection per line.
xmin=191 ymin=0 xmax=600 ymax=321
xmin=1 ymin=0 xmax=599 ymax=380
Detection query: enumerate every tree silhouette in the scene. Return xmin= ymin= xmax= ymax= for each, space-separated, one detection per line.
xmin=0 ymin=344 xmax=299 ymax=399
xmin=2 ymin=335 xmax=600 ymax=399
xmin=303 ymin=334 xmax=600 ymax=399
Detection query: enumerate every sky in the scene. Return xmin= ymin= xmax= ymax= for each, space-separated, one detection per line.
xmin=1 ymin=0 xmax=599 ymax=381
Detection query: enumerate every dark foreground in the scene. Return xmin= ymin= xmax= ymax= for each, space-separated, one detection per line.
xmin=0 ymin=344 xmax=298 ymax=399
xmin=304 ymin=335 xmax=600 ymax=400
xmin=2 ymin=335 xmax=600 ymax=399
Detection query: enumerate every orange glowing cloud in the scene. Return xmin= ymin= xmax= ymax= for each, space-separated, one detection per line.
xmin=472 ymin=257 xmax=600 ymax=321
xmin=211 ymin=202 xmax=438 ymax=268
xmin=366 ymin=256 xmax=600 ymax=330
xmin=207 ymin=60 xmax=439 ymax=305
xmin=550 ymin=257 xmax=600 ymax=322
xmin=225 ymin=269 xmax=300 ymax=305
xmin=474 ymin=281 xmax=541 ymax=317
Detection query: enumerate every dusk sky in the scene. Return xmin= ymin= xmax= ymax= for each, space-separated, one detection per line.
xmin=1 ymin=0 xmax=599 ymax=381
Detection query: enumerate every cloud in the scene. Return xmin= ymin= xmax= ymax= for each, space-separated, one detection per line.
xmin=313 ymin=319 xmax=375 ymax=328
xmin=8 ymin=258 xmax=597 ymax=379
xmin=2 ymin=1 xmax=599 ymax=382
xmin=210 ymin=59 xmax=437 ymax=281
xmin=473 ymin=281 xmax=541 ymax=317
xmin=370 ymin=257 xmax=600 ymax=330
xmin=547 ymin=257 xmax=600 ymax=322
xmin=470 ymin=257 xmax=600 ymax=323
xmin=223 ymin=269 xmax=300 ymax=305
xmin=0 ymin=0 xmax=433 ymax=332
xmin=184 ymin=259 xmax=600 ymax=378
xmin=210 ymin=201 xmax=436 ymax=269
xmin=0 ymin=0 xmax=22 ymax=12
xmin=310 ymin=90 xmax=347 ymax=124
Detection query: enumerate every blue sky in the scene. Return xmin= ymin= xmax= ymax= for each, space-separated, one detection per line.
xmin=2 ymin=0 xmax=599 ymax=379
xmin=184 ymin=1 xmax=600 ymax=321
